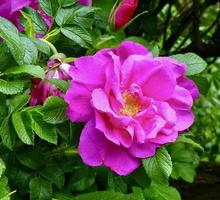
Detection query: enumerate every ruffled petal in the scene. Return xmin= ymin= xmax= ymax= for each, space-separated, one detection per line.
xmin=65 ymin=82 xmax=93 ymax=122
xmin=175 ymin=110 xmax=194 ymax=131
xmin=142 ymin=64 xmax=176 ymax=100
xmin=11 ymin=0 xmax=31 ymax=13
xmin=129 ymin=141 xmax=159 ymax=158
xmin=178 ymin=76 xmax=200 ymax=100
xmin=72 ymin=49 xmax=110 ymax=90
xmin=114 ymin=41 xmax=152 ymax=63
xmin=149 ymin=129 xmax=178 ymax=144
xmin=155 ymin=57 xmax=186 ymax=79
xmin=79 ymin=120 xmax=140 ymax=176
xmin=104 ymin=144 xmax=140 ymax=176
xmin=167 ymin=85 xmax=193 ymax=111
xmin=79 ymin=120 xmax=107 ymax=166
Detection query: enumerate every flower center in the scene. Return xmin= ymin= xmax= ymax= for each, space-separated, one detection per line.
xmin=120 ymin=92 xmax=141 ymax=117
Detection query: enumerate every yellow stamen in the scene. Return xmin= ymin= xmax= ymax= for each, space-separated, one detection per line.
xmin=120 ymin=92 xmax=141 ymax=117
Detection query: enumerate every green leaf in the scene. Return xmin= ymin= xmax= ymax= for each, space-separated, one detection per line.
xmin=58 ymin=0 xmax=77 ymax=7
xmin=40 ymin=161 xmax=64 ymax=189
xmin=132 ymin=187 xmax=145 ymax=200
xmin=46 ymin=78 xmax=70 ymax=93
xmin=0 ymin=117 xmax=16 ymax=150
xmin=55 ymin=7 xmax=77 ymax=26
xmin=21 ymin=11 xmax=35 ymax=38
xmin=171 ymin=53 xmax=207 ymax=76
xmin=56 ymin=6 xmax=96 ymax=28
xmin=189 ymin=76 xmax=209 ymax=95
xmin=67 ymin=167 xmax=96 ymax=192
xmin=53 ymin=193 xmax=75 ymax=200
xmin=42 ymin=96 xmax=67 ymax=124
xmin=39 ymin=0 xmax=59 ymax=16
xmin=5 ymin=64 xmax=45 ymax=79
xmin=0 ymin=159 xmax=6 ymax=179
xmin=176 ymin=135 xmax=204 ymax=152
xmin=0 ymin=17 xmax=25 ymax=65
xmin=0 ymin=177 xmax=11 ymax=200
xmin=61 ymin=26 xmax=92 ymax=48
xmin=17 ymin=149 xmax=45 ymax=170
xmin=73 ymin=7 xmax=96 ymax=28
xmin=171 ymin=163 xmax=196 ymax=183
xmin=32 ymin=38 xmax=51 ymax=55
xmin=8 ymin=93 xmax=29 ymax=114
xmin=144 ymin=183 xmax=181 ymax=200
xmin=107 ymin=172 xmax=127 ymax=193
xmin=20 ymin=37 xmax=38 ymax=64
xmin=29 ymin=177 xmax=52 ymax=200
xmin=0 ymin=16 xmax=18 ymax=34
xmin=142 ymin=147 xmax=172 ymax=184
xmin=0 ymin=79 xmax=25 ymax=95
xmin=32 ymin=114 xmax=57 ymax=144
xmin=22 ymin=7 xmax=48 ymax=35
xmin=0 ymin=42 xmax=13 ymax=69
xmin=171 ymin=149 xmax=197 ymax=163
xmin=12 ymin=112 xmax=34 ymax=145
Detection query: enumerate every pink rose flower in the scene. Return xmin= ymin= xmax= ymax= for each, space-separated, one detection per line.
xmin=65 ymin=41 xmax=199 ymax=175
xmin=0 ymin=0 xmax=52 ymax=34
xmin=109 ymin=0 xmax=139 ymax=30
xmin=29 ymin=59 xmax=72 ymax=106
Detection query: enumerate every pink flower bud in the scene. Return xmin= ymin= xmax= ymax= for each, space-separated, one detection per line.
xmin=29 ymin=59 xmax=72 ymax=106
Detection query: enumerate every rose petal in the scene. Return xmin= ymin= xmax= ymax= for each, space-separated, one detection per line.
xmin=178 ymin=76 xmax=200 ymax=100
xmin=142 ymin=64 xmax=176 ymax=100
xmin=175 ymin=110 xmax=194 ymax=131
xmin=104 ymin=144 xmax=140 ymax=176
xmin=79 ymin=120 xmax=107 ymax=166
xmin=65 ymin=82 xmax=93 ymax=122
xmin=114 ymin=41 xmax=152 ymax=63
xmin=129 ymin=141 xmax=159 ymax=158
xmin=167 ymin=85 xmax=193 ymax=111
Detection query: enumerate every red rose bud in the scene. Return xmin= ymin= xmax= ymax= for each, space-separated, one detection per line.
xmin=110 ymin=0 xmax=139 ymax=30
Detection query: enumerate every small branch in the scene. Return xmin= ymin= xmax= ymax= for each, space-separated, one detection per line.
xmin=174 ymin=33 xmax=190 ymax=53
xmin=163 ymin=3 xmax=172 ymax=47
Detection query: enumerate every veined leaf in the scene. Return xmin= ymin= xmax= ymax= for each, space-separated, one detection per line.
xmin=142 ymin=147 xmax=172 ymax=185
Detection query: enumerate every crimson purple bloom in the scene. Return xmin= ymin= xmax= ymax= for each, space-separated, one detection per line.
xmin=65 ymin=41 xmax=199 ymax=175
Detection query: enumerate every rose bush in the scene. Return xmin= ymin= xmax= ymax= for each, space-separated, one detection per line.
xmin=0 ymin=0 xmax=214 ymax=199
